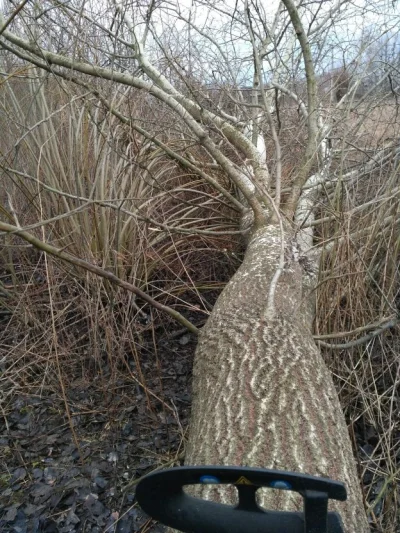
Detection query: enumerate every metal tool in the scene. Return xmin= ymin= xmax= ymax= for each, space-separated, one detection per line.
xmin=136 ymin=465 xmax=346 ymax=532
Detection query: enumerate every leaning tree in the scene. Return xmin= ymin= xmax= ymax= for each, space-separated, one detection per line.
xmin=1 ymin=0 xmax=400 ymax=531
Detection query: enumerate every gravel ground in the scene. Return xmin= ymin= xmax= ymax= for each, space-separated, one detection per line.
xmin=0 ymin=328 xmax=196 ymax=533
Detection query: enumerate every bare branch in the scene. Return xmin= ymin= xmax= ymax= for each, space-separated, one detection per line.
xmin=0 ymin=220 xmax=200 ymax=335
xmin=316 ymin=317 xmax=399 ymax=350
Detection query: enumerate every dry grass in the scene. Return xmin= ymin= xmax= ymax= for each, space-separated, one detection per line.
xmin=315 ymin=130 xmax=400 ymax=532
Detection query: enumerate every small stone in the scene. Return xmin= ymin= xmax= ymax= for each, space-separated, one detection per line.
xmin=107 ymin=451 xmax=118 ymax=463
xmin=32 ymin=468 xmax=43 ymax=480
xmin=94 ymin=476 xmax=108 ymax=489
xmin=179 ymin=334 xmax=191 ymax=345
xmin=4 ymin=505 xmax=18 ymax=521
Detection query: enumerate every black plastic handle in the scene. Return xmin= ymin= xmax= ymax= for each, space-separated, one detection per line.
xmin=135 ymin=466 xmax=347 ymax=533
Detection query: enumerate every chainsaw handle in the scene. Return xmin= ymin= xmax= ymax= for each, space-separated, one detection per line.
xmin=135 ymin=466 xmax=346 ymax=533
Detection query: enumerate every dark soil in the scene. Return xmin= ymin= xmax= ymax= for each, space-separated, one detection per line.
xmin=0 ymin=324 xmax=197 ymax=533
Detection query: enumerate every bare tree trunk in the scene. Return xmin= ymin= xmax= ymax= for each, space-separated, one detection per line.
xmin=183 ymin=224 xmax=369 ymax=533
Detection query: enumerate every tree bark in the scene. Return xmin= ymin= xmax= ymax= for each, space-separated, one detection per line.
xmin=181 ymin=224 xmax=369 ymax=532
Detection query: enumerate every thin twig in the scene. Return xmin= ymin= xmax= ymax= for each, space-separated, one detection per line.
xmin=316 ymin=317 xmax=399 ymax=350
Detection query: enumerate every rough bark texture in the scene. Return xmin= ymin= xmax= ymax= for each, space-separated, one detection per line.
xmin=181 ymin=224 xmax=369 ymax=532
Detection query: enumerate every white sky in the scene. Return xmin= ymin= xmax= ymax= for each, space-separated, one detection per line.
xmin=1 ymin=0 xmax=399 ymax=80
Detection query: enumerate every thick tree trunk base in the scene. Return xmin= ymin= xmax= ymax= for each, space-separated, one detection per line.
xmin=175 ymin=226 xmax=369 ymax=532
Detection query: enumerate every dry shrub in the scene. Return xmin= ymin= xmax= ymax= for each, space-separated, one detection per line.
xmin=316 ymin=129 xmax=400 ymax=531
xmin=0 ymin=72 xmax=241 ymax=429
